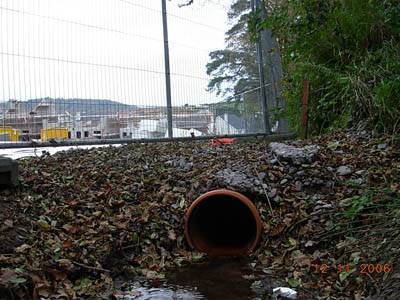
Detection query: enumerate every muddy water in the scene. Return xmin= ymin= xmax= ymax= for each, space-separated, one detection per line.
xmin=115 ymin=259 xmax=276 ymax=300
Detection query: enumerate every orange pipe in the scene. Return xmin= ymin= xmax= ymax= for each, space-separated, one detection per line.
xmin=184 ymin=189 xmax=263 ymax=256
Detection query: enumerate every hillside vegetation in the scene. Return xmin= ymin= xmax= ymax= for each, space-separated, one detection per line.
xmin=256 ymin=0 xmax=400 ymax=134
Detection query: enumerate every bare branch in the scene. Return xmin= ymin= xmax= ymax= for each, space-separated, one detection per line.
xmin=178 ymin=0 xmax=194 ymax=8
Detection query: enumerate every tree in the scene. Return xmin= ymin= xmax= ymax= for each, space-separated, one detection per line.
xmin=206 ymin=0 xmax=259 ymax=101
xmin=259 ymin=0 xmax=400 ymax=134
xmin=206 ymin=0 xmax=287 ymax=133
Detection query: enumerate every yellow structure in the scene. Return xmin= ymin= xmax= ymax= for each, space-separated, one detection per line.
xmin=41 ymin=128 xmax=69 ymax=142
xmin=0 ymin=127 xmax=20 ymax=142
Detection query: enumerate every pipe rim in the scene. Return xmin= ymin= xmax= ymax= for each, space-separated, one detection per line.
xmin=184 ymin=189 xmax=263 ymax=256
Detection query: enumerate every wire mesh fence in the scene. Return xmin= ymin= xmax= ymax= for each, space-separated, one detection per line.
xmin=0 ymin=0 xmax=286 ymax=148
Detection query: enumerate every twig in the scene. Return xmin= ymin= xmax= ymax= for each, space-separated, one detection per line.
xmin=391 ymin=118 xmax=399 ymax=138
xmin=253 ymin=165 xmax=274 ymax=217
xmin=286 ymin=216 xmax=311 ymax=234
xmin=34 ymin=147 xmax=39 ymax=158
xmin=280 ymin=245 xmax=297 ymax=262
xmin=8 ymin=288 xmax=14 ymax=300
xmin=72 ymin=261 xmax=110 ymax=273
xmin=272 ymin=154 xmax=284 ymax=167
xmin=316 ymin=220 xmax=388 ymax=240
xmin=365 ymin=272 xmax=380 ymax=292
xmin=178 ymin=0 xmax=193 ymax=7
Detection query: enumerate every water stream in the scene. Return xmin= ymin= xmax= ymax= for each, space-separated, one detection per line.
xmin=114 ymin=259 xmax=279 ymax=300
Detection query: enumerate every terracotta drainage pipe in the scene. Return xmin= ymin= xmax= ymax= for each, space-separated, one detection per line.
xmin=184 ymin=189 xmax=262 ymax=256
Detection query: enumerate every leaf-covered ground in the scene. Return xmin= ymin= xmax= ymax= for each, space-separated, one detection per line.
xmin=0 ymin=130 xmax=399 ymax=299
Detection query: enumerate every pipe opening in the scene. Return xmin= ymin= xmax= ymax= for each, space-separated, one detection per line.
xmin=185 ymin=190 xmax=262 ymax=256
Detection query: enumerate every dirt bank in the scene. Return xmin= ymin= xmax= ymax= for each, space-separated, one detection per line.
xmin=0 ymin=130 xmax=399 ymax=299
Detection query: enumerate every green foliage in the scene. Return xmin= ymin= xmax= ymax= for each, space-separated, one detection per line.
xmin=259 ymin=0 xmax=400 ymax=134
xmin=206 ymin=0 xmax=257 ymax=99
xmin=206 ymin=0 xmax=263 ymax=120
xmin=341 ymin=188 xmax=400 ymax=220
xmin=343 ymin=193 xmax=373 ymax=220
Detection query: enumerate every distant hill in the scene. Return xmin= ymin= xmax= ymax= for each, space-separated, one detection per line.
xmin=0 ymin=98 xmax=137 ymax=115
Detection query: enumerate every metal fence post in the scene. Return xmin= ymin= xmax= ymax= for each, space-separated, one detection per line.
xmin=252 ymin=0 xmax=271 ymax=134
xmin=161 ymin=0 xmax=173 ymax=138
xmin=301 ymin=79 xmax=310 ymax=139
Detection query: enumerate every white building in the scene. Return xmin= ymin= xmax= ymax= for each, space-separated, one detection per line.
xmin=164 ymin=127 xmax=203 ymax=138
xmin=119 ymin=119 xmax=168 ymax=139
xmin=213 ymin=113 xmax=247 ymax=135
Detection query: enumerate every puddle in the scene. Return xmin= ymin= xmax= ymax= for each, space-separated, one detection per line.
xmin=114 ymin=259 xmax=276 ymax=300
xmin=0 ymin=144 xmax=121 ymax=160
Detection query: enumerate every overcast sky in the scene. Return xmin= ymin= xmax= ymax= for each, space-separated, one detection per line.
xmin=0 ymin=0 xmax=231 ymax=106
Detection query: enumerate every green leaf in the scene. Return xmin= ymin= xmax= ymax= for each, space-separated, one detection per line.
xmin=339 ymin=268 xmax=356 ymax=282
xmin=37 ymin=218 xmax=51 ymax=231
xmin=327 ymin=141 xmax=340 ymax=150
xmin=351 ymin=252 xmax=361 ymax=264
xmin=75 ymin=277 xmax=93 ymax=291
xmin=288 ymin=237 xmax=297 ymax=246
xmin=179 ymin=198 xmax=186 ymax=209
xmin=287 ymin=278 xmax=300 ymax=288
xmin=191 ymin=252 xmax=204 ymax=262
xmin=9 ymin=277 xmax=27 ymax=284
xmin=15 ymin=268 xmax=25 ymax=274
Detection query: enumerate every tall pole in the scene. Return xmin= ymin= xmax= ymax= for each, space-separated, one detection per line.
xmin=252 ymin=0 xmax=271 ymax=134
xmin=161 ymin=0 xmax=173 ymax=138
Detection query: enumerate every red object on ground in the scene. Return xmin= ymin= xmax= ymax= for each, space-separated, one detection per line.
xmin=211 ymin=138 xmax=236 ymax=146
xmin=184 ymin=189 xmax=262 ymax=256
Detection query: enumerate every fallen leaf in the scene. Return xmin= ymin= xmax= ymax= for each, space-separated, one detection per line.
xmin=287 ymin=277 xmax=300 ymax=288
xmin=168 ymin=230 xmax=176 ymax=241
xmin=15 ymin=244 xmax=31 ymax=253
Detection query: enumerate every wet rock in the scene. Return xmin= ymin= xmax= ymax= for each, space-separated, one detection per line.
xmin=258 ymin=172 xmax=267 ymax=180
xmin=270 ymin=142 xmax=319 ymax=165
xmin=294 ymin=181 xmax=302 ymax=192
xmin=311 ymin=178 xmax=325 ymax=186
xmin=377 ymin=143 xmax=387 ymax=150
xmin=178 ymin=158 xmax=187 ymax=168
xmin=268 ymin=188 xmax=277 ymax=198
xmin=325 ymin=181 xmax=334 ymax=188
xmin=314 ymin=204 xmax=334 ymax=210
xmin=321 ymin=204 xmax=333 ymax=209
xmin=337 ymin=166 xmax=352 ymax=176
xmin=311 ymin=194 xmax=321 ymax=202
xmin=270 ymin=158 xmax=279 ymax=165
xmin=214 ymin=168 xmax=263 ymax=195
xmin=165 ymin=157 xmax=192 ymax=170
xmin=355 ymin=170 xmax=366 ymax=176
xmin=272 ymin=287 xmax=297 ymax=300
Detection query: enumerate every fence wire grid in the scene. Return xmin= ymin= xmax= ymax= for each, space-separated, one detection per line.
xmin=0 ymin=0 xmax=286 ymax=148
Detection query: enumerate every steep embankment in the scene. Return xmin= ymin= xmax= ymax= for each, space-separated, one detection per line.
xmin=0 ymin=130 xmax=399 ymax=299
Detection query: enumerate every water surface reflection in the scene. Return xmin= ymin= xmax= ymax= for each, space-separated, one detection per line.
xmin=115 ymin=259 xmax=274 ymax=300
